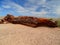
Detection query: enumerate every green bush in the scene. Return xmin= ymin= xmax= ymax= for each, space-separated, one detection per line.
xmin=57 ymin=20 xmax=60 ymax=27
xmin=49 ymin=18 xmax=60 ymax=27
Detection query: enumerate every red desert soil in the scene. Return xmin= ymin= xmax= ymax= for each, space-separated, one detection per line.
xmin=0 ymin=24 xmax=60 ymax=45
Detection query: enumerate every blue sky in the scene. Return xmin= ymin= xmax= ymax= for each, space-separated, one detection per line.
xmin=0 ymin=0 xmax=60 ymax=18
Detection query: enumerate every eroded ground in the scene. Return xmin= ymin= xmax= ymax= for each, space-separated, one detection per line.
xmin=0 ymin=24 xmax=60 ymax=45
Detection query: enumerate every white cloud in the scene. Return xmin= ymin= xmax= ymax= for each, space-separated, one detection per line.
xmin=0 ymin=7 xmax=3 ymax=13
xmin=24 ymin=0 xmax=47 ymax=10
xmin=55 ymin=6 xmax=60 ymax=15
xmin=1 ymin=1 xmax=48 ymax=17
xmin=8 ymin=2 xmax=32 ymax=15
xmin=2 ymin=5 xmax=11 ymax=8
xmin=1 ymin=0 xmax=60 ymax=18
xmin=9 ymin=2 xmax=28 ymax=12
xmin=31 ymin=9 xmax=47 ymax=15
xmin=28 ymin=0 xmax=46 ymax=4
xmin=23 ymin=0 xmax=55 ymax=15
xmin=11 ymin=2 xmax=47 ymax=16
xmin=1 ymin=1 xmax=31 ymax=15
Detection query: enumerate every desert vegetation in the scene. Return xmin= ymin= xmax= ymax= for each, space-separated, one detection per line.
xmin=57 ymin=19 xmax=60 ymax=27
xmin=49 ymin=18 xmax=60 ymax=27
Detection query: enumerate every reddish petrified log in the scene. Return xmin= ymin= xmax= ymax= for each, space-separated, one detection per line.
xmin=0 ymin=19 xmax=8 ymax=24
xmin=37 ymin=18 xmax=57 ymax=27
xmin=4 ymin=14 xmax=15 ymax=23
xmin=3 ymin=15 xmax=57 ymax=27
xmin=0 ymin=19 xmax=3 ymax=24
xmin=11 ymin=16 xmax=39 ymax=27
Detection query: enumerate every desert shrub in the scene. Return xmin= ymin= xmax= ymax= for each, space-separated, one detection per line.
xmin=57 ymin=20 xmax=60 ymax=27
xmin=49 ymin=18 xmax=53 ymax=21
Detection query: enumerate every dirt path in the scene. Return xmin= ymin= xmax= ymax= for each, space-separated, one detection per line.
xmin=0 ymin=24 xmax=60 ymax=45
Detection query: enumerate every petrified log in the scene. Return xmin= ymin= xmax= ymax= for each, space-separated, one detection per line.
xmin=0 ymin=19 xmax=3 ymax=24
xmin=0 ymin=19 xmax=8 ymax=24
xmin=37 ymin=18 xmax=57 ymax=27
xmin=3 ymin=15 xmax=58 ymax=27
xmin=12 ymin=16 xmax=39 ymax=27
xmin=4 ymin=14 xmax=15 ymax=23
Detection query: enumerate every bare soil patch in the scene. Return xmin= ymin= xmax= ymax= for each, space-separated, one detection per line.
xmin=0 ymin=24 xmax=60 ymax=45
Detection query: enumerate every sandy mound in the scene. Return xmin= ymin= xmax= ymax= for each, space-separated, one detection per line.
xmin=0 ymin=24 xmax=60 ymax=45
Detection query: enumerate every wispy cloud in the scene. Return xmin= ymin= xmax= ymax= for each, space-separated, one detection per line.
xmin=1 ymin=0 xmax=47 ymax=17
xmin=2 ymin=5 xmax=11 ymax=9
xmin=0 ymin=7 xmax=2 ymax=11
xmin=55 ymin=6 xmax=60 ymax=15
xmin=0 ymin=0 xmax=60 ymax=18
xmin=0 ymin=7 xmax=3 ymax=14
xmin=0 ymin=1 xmax=31 ymax=15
